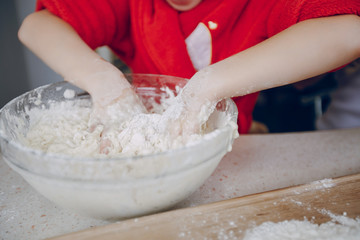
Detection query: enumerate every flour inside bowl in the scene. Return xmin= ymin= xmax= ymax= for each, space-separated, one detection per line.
xmin=21 ymin=86 xmax=236 ymax=158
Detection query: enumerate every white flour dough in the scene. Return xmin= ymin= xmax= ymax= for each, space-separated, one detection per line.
xmin=22 ymin=88 xmax=233 ymax=158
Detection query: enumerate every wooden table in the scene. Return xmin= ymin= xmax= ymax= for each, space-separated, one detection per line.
xmin=50 ymin=174 xmax=360 ymax=239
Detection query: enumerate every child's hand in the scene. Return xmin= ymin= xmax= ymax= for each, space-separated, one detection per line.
xmin=89 ymin=87 xmax=147 ymax=129
xmin=76 ymin=66 xmax=147 ymax=154
xmin=89 ymin=87 xmax=147 ymax=154
xmin=162 ymin=86 xmax=217 ymax=138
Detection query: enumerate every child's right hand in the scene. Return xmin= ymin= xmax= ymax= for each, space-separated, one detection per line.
xmin=86 ymin=70 xmax=147 ymax=130
xmin=82 ymin=66 xmax=147 ymax=154
xmin=90 ymin=86 xmax=147 ymax=154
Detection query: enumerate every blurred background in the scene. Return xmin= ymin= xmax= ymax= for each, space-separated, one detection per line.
xmin=0 ymin=0 xmax=62 ymax=108
xmin=1 ymin=0 xmax=359 ymax=133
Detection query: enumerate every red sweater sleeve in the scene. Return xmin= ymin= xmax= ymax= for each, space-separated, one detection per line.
xmin=36 ymin=0 xmax=130 ymax=50
xmin=267 ymin=0 xmax=360 ymax=37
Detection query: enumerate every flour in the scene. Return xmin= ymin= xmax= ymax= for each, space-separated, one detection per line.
xmin=63 ymin=89 xmax=76 ymax=99
xmin=21 ymin=86 xmax=235 ymax=158
xmin=243 ymin=217 xmax=360 ymax=240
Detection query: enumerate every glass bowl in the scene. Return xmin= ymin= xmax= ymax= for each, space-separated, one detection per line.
xmin=0 ymin=74 xmax=238 ymax=220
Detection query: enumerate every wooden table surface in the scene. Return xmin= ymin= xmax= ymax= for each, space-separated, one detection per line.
xmin=50 ymin=173 xmax=360 ymax=239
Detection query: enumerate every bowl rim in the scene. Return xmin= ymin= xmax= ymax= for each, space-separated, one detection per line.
xmin=0 ymin=74 xmax=238 ymax=165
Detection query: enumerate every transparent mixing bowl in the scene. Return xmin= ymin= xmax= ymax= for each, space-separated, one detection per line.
xmin=0 ymin=74 xmax=238 ymax=220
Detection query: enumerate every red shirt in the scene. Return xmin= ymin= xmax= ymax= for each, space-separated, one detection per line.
xmin=36 ymin=0 xmax=360 ymax=133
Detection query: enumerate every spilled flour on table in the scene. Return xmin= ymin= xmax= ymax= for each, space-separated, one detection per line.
xmin=20 ymin=87 xmax=236 ymax=158
xmin=245 ymin=179 xmax=360 ymax=240
xmin=243 ymin=216 xmax=360 ymax=240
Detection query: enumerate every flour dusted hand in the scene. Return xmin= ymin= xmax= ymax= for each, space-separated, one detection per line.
xmin=166 ymin=70 xmax=220 ymax=136
xmin=91 ymin=94 xmax=147 ymax=154
xmin=89 ymin=87 xmax=147 ymax=154
xmin=90 ymin=88 xmax=147 ymax=127
xmin=161 ymin=93 xmax=217 ymax=137
xmin=62 ymin=61 xmax=148 ymax=154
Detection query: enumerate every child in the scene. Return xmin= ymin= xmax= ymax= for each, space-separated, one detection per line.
xmin=18 ymin=0 xmax=360 ymax=135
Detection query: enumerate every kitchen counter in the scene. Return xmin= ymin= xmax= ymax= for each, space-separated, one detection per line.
xmin=1 ymin=128 xmax=360 ymax=240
